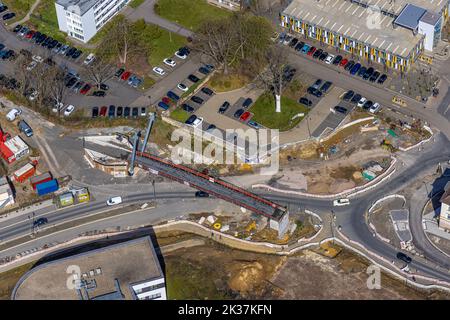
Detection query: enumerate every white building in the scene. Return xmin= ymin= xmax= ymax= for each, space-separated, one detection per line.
xmin=439 ymin=182 xmax=450 ymax=231
xmin=0 ymin=177 xmax=15 ymax=209
xmin=55 ymin=0 xmax=131 ymax=43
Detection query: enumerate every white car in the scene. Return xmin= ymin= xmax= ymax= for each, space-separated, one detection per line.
xmin=325 ymin=54 xmax=335 ymax=64
xmin=192 ymin=116 xmax=203 ymax=128
xmin=163 ymin=58 xmax=176 ymax=67
xmin=6 ymin=108 xmax=21 ymax=121
xmin=32 ymin=55 xmax=43 ymax=63
xmin=28 ymin=89 xmax=38 ymax=101
xmin=107 ymin=196 xmax=123 ymax=206
xmin=177 ymin=83 xmax=189 ymax=92
xmin=369 ymin=102 xmax=381 ymax=114
xmin=27 ymin=61 xmax=37 ymax=71
xmin=52 ymin=101 xmax=64 ymax=113
xmin=357 ymin=97 xmax=367 ymax=108
xmin=333 ymin=198 xmax=350 ymax=207
xmin=175 ymin=50 xmax=187 ymax=59
xmin=64 ymin=104 xmax=75 ymax=116
xmin=83 ymin=53 xmax=95 ymax=65
xmin=152 ymin=67 xmax=165 ymax=76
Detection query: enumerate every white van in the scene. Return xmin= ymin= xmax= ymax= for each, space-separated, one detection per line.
xmin=333 ymin=198 xmax=350 ymax=207
xmin=83 ymin=53 xmax=95 ymax=65
xmin=6 ymin=108 xmax=21 ymax=121
xmin=106 ymin=196 xmax=123 ymax=206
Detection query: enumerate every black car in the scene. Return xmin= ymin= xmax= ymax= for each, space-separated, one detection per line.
xmin=342 ymin=90 xmax=355 ymax=101
xmin=115 ymin=68 xmax=125 ymax=78
xmin=185 ymin=114 xmax=198 ymax=125
xmin=2 ymin=12 xmax=15 ymax=20
xmin=66 ymin=47 xmax=76 ymax=57
xmin=108 ymin=105 xmax=116 ymax=118
xmin=377 ymin=74 xmax=387 ymax=84
xmin=234 ymin=108 xmax=244 ymax=118
xmin=188 ymin=74 xmax=200 ymax=83
xmin=201 ymin=87 xmax=214 ymax=96
xmin=191 ymin=96 xmax=204 ymax=104
xmin=313 ymin=49 xmax=323 ymax=59
xmin=396 ymin=252 xmax=412 ymax=264
xmin=307 ymin=87 xmax=322 ymax=97
xmin=218 ymin=101 xmax=230 ymax=114
xmin=363 ymin=100 xmax=373 ymax=110
xmin=167 ymin=90 xmax=180 ymax=101
xmin=289 ymin=38 xmax=298 ymax=48
xmin=32 ymin=31 xmax=41 ymax=41
xmin=294 ymin=41 xmax=305 ymax=51
xmin=99 ymin=83 xmax=109 ymax=91
xmin=242 ymin=98 xmax=253 ymax=109
xmin=319 ymin=52 xmax=328 ymax=61
xmin=65 ymin=77 xmax=77 ymax=88
xmin=363 ymin=67 xmax=374 ymax=80
xmin=334 ymin=106 xmax=348 ymax=114
xmin=332 ymin=55 xmax=342 ymax=65
xmin=198 ymin=67 xmax=210 ymax=75
xmin=350 ymin=93 xmax=362 ymax=104
xmin=132 ymin=107 xmax=139 ymax=118
xmin=299 ymin=97 xmax=312 ymax=106
xmin=47 ymin=40 xmax=58 ymax=50
xmin=33 ymin=217 xmax=48 ymax=227
xmin=182 ymin=103 xmax=194 ymax=113
xmin=123 ymin=106 xmax=130 ymax=118
xmin=116 ymin=106 xmax=123 ymax=117
xmin=344 ymin=60 xmax=355 ymax=71
xmin=312 ymin=79 xmax=323 ymax=89
xmin=71 ymin=49 xmax=82 ymax=59
xmin=0 ymin=6 xmax=7 ymax=13
xmin=357 ymin=66 xmax=367 ymax=77
xmin=13 ymin=24 xmax=22 ymax=33
xmin=35 ymin=34 xmax=46 ymax=44
xmin=369 ymin=71 xmax=380 ymax=82
xmin=195 ymin=191 xmax=209 ymax=197
xmin=2 ymin=50 xmax=14 ymax=60
xmin=92 ymin=107 xmax=99 ymax=118
xmin=320 ymin=81 xmax=332 ymax=93
xmin=93 ymin=90 xmax=106 ymax=97
xmin=207 ymin=124 xmax=216 ymax=131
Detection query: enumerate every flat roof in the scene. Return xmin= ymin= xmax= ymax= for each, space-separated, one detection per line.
xmin=350 ymin=0 xmax=448 ymax=16
xmin=55 ymin=0 xmax=98 ymax=16
xmin=283 ymin=0 xmax=424 ymax=57
xmin=420 ymin=10 xmax=442 ymax=25
xmin=13 ymin=236 xmax=164 ymax=300
xmin=394 ymin=3 xmax=427 ymax=30
xmin=5 ymin=136 xmax=29 ymax=154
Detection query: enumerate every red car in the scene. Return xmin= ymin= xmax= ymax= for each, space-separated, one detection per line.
xmin=99 ymin=106 xmax=107 ymax=117
xmin=25 ymin=30 xmax=35 ymax=39
xmin=121 ymin=71 xmax=131 ymax=81
xmin=339 ymin=58 xmax=348 ymax=67
xmin=162 ymin=96 xmax=171 ymax=104
xmin=240 ymin=111 xmax=252 ymax=122
xmin=80 ymin=84 xmax=91 ymax=95
xmin=307 ymin=47 xmax=316 ymax=56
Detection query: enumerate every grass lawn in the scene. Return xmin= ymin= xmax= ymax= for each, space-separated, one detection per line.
xmin=129 ymin=0 xmax=146 ymax=8
xmin=0 ymin=261 xmax=35 ymax=300
xmin=154 ymin=0 xmax=231 ymax=31
xmin=139 ymin=76 xmax=156 ymax=91
xmin=208 ymin=72 xmax=251 ymax=92
xmin=148 ymin=28 xmax=186 ymax=66
xmin=27 ymin=0 xmax=68 ymax=43
xmin=251 ymin=92 xmax=310 ymax=132
xmin=2 ymin=0 xmax=35 ymax=20
xmin=170 ymin=108 xmax=190 ymax=123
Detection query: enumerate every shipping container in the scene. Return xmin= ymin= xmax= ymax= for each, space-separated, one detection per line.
xmin=58 ymin=192 xmax=74 ymax=207
xmin=30 ymin=172 xmax=53 ymax=190
xmin=36 ymin=179 xmax=58 ymax=196
xmin=13 ymin=163 xmax=36 ymax=183
xmin=76 ymin=188 xmax=90 ymax=203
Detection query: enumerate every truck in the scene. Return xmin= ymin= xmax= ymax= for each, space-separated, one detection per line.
xmin=18 ymin=120 xmax=33 ymax=137
xmin=36 ymin=179 xmax=58 ymax=196
xmin=30 ymin=172 xmax=53 ymax=190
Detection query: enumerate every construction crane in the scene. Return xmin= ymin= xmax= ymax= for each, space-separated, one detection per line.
xmin=128 ymin=112 xmax=156 ymax=176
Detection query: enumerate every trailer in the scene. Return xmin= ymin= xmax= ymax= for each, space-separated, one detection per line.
xmin=13 ymin=162 xmax=36 ymax=183
xmin=36 ymin=179 xmax=59 ymax=196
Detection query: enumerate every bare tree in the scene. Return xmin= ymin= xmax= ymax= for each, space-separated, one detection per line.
xmin=82 ymin=59 xmax=115 ymax=88
xmin=47 ymin=67 xmax=69 ymax=116
xmin=14 ymin=55 xmax=34 ymax=96
xmin=255 ymin=46 xmax=289 ymax=113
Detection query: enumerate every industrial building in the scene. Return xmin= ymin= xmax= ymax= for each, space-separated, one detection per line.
xmin=55 ymin=0 xmax=131 ymax=43
xmin=281 ymin=0 xmax=449 ymax=71
xmin=13 ymin=236 xmax=167 ymax=300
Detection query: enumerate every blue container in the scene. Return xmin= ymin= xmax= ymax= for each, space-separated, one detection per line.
xmin=36 ymin=179 xmax=59 ymax=196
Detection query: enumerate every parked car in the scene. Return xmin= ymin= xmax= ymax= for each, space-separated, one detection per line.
xmin=332 ymin=55 xmax=342 ymax=65
xmin=344 ymin=60 xmax=355 ymax=71
xmin=248 ymin=120 xmax=262 ymax=129
xmin=299 ymin=97 xmax=312 ymax=106
xmin=92 ymin=90 xmax=105 ymax=97
xmin=0 ymin=5 xmax=8 ymax=13
xmin=363 ymin=100 xmax=374 ymax=110
xmin=301 ymin=44 xmax=310 ymax=54
xmin=325 ymin=54 xmax=335 ymax=64
xmin=307 ymin=46 xmax=316 ymax=56
xmin=289 ymin=38 xmax=298 ymax=47
xmin=13 ymin=24 xmax=22 ymax=33
xmin=107 ymin=196 xmax=122 ymax=206
xmin=342 ymin=90 xmax=354 ymax=101
xmin=80 ymin=84 xmax=91 ymax=95
xmin=124 ymin=106 xmax=131 ymax=117
xmin=92 ymin=107 xmax=99 ymax=118
xmin=115 ymin=68 xmax=125 ymax=78
xmin=18 ymin=120 xmax=33 ymax=137
xmin=369 ymin=71 xmax=380 ymax=82
xmin=350 ymin=93 xmax=362 ymax=104
xmin=307 ymin=87 xmax=322 ymax=97
xmin=377 ymin=74 xmax=388 ymax=84
xmin=71 ymin=50 xmax=82 ymax=59
xmin=363 ymin=67 xmax=374 ymax=80
xmin=191 ymin=96 xmax=204 ymax=104
xmin=6 ymin=108 xmax=22 ymax=121
xmin=242 ymin=98 xmax=253 ymax=109
xmin=182 ymin=103 xmax=194 ymax=113
xmin=357 ymin=66 xmax=367 ymax=77
xmin=333 ymin=106 xmax=348 ymax=114
xmin=116 ymin=106 xmax=123 ymax=117
xmin=163 ymin=58 xmax=176 ymax=67
xmin=312 ymin=79 xmax=323 ymax=90
xmin=195 ymin=191 xmax=209 ymax=197
xmin=201 ymin=87 xmax=214 ymax=96
xmin=369 ymin=102 xmax=381 ymax=114
xmin=3 ymin=12 xmax=16 ymax=20
xmin=319 ymin=51 xmax=328 ymax=61
xmin=339 ymin=58 xmax=348 ymax=67
xmin=320 ymin=81 xmax=332 ymax=93
xmin=108 ymin=105 xmax=116 ymax=118
xmin=175 ymin=47 xmax=189 ymax=59
xmin=198 ymin=66 xmax=210 ymax=75
xmin=185 ymin=115 xmax=203 ymax=128
xmin=132 ymin=107 xmax=139 ymax=118
xmin=83 ymin=53 xmax=95 ymax=65
xmin=121 ymin=71 xmax=131 ymax=81
xmin=188 ymin=74 xmax=200 ymax=83
xmin=99 ymin=106 xmax=107 ymax=117
xmin=350 ymin=63 xmax=361 ymax=75
xmin=313 ymin=49 xmax=323 ymax=59
xmin=177 ymin=83 xmax=188 ymax=92
xmin=218 ymin=101 xmax=230 ymax=114
xmin=396 ymin=252 xmax=412 ymax=264
xmin=233 ymin=109 xmax=244 ymax=119
xmin=240 ymin=111 xmax=251 ymax=122
xmin=357 ymin=97 xmax=367 ymax=107
xmin=64 ymin=105 xmax=75 ymax=116
xmin=167 ymin=90 xmax=180 ymax=101
xmin=99 ymin=83 xmax=109 ymax=91
xmin=152 ymin=67 xmax=165 ymax=76
xmin=157 ymin=102 xmax=169 ymax=110
xmin=162 ymin=97 xmax=171 ymax=104
xmin=294 ymin=41 xmax=305 ymax=51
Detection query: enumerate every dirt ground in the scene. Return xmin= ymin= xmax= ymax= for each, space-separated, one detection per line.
xmin=428 ymin=234 xmax=450 ymax=257
xmin=369 ymin=198 xmax=405 ymax=248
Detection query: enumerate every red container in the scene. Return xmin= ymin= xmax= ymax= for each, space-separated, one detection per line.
xmin=30 ymin=172 xmax=53 ymax=190
xmin=14 ymin=163 xmax=36 ymax=183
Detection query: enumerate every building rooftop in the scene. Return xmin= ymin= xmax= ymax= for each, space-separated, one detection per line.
xmin=348 ymin=0 xmax=448 ymax=16
xmin=13 ymin=236 xmax=164 ymax=300
xmin=5 ymin=136 xmax=28 ymax=154
xmin=55 ymin=0 xmax=98 ymax=16
xmin=394 ymin=3 xmax=427 ymax=30
xmin=420 ymin=10 xmax=442 ymax=25
xmin=283 ymin=0 xmax=424 ymax=58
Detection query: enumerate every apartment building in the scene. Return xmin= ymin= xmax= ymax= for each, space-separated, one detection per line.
xmin=280 ymin=0 xmax=449 ymax=71
xmin=55 ymin=0 xmax=130 ymax=43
